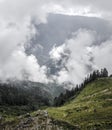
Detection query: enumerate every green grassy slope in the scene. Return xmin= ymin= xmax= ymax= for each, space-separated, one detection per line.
xmin=47 ymin=78 xmax=112 ymax=129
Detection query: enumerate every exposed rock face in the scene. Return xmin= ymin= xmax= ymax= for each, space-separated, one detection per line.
xmin=0 ymin=110 xmax=78 ymax=130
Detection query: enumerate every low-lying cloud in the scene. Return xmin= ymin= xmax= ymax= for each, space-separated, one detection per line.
xmin=49 ymin=29 xmax=112 ymax=85
xmin=0 ymin=22 xmax=48 ymax=82
xmin=0 ymin=46 xmax=48 ymax=83
xmin=0 ymin=0 xmax=50 ymax=83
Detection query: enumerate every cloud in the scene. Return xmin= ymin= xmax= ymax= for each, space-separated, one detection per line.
xmin=49 ymin=0 xmax=112 ymax=21
xmin=93 ymin=39 xmax=112 ymax=74
xmin=0 ymin=46 xmax=48 ymax=83
xmin=1 ymin=0 xmax=111 ymax=23
xmin=50 ymin=29 xmax=112 ymax=85
xmin=49 ymin=44 xmax=66 ymax=61
xmin=0 ymin=32 xmax=49 ymax=83
xmin=0 ymin=0 xmax=112 ymax=84
xmin=0 ymin=0 xmax=49 ymax=24
xmin=50 ymin=29 xmax=96 ymax=84
xmin=0 ymin=0 xmax=51 ymax=83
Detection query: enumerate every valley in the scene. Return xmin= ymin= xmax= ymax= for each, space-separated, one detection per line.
xmin=0 ymin=78 xmax=112 ymax=130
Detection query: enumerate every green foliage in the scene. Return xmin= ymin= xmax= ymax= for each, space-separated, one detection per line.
xmin=0 ymin=81 xmax=51 ymax=108
xmin=54 ymin=68 xmax=109 ymax=107
xmin=47 ymin=78 xmax=112 ymax=129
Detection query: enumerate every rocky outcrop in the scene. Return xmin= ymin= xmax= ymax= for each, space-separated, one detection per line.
xmin=0 ymin=110 xmax=78 ymax=130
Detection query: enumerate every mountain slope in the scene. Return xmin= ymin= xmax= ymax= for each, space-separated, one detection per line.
xmin=47 ymin=78 xmax=112 ymax=129
xmin=0 ymin=81 xmax=65 ymax=110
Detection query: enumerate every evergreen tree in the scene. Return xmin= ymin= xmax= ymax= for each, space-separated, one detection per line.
xmin=102 ymin=68 xmax=108 ymax=77
xmin=54 ymin=68 xmax=108 ymax=106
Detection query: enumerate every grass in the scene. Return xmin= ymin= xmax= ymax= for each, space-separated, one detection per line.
xmin=47 ymin=78 xmax=112 ymax=129
xmin=0 ymin=105 xmax=36 ymax=127
xmin=0 ymin=78 xmax=112 ymax=129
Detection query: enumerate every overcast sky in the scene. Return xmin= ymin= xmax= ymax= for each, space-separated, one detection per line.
xmin=0 ymin=0 xmax=112 ymax=85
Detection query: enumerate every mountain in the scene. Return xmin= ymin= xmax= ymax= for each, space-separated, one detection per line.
xmin=0 ymin=80 xmax=65 ymax=108
xmin=26 ymin=14 xmax=112 ymax=65
xmin=0 ymin=77 xmax=112 ymax=130
xmin=47 ymin=78 xmax=112 ymax=129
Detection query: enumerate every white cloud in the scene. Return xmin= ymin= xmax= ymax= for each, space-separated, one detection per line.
xmin=93 ymin=40 xmax=112 ymax=74
xmin=0 ymin=0 xmax=51 ymax=83
xmin=49 ymin=44 xmax=66 ymax=61
xmin=1 ymin=0 xmax=110 ymax=22
xmin=48 ymin=5 xmax=102 ymax=18
xmin=50 ymin=29 xmax=96 ymax=84
xmin=50 ymin=29 xmax=112 ymax=85
xmin=0 ymin=0 xmax=112 ymax=84
xmin=0 ymin=0 xmax=112 ymax=24
xmin=50 ymin=0 xmax=112 ymax=21
xmin=0 ymin=46 xmax=48 ymax=83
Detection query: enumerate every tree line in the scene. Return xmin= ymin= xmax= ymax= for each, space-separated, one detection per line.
xmin=54 ymin=68 xmax=108 ymax=106
xmin=0 ymin=68 xmax=109 ymax=109
xmin=0 ymin=82 xmax=51 ymax=110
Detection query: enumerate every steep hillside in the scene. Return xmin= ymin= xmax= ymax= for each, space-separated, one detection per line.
xmin=47 ymin=78 xmax=112 ymax=129
xmin=0 ymin=80 xmax=65 ymax=116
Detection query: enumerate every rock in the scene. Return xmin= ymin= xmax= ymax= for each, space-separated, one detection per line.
xmin=24 ymin=113 xmax=31 ymax=118
xmin=25 ymin=117 xmax=34 ymax=124
xmin=44 ymin=110 xmax=48 ymax=117
xmin=3 ymin=110 xmax=77 ymax=130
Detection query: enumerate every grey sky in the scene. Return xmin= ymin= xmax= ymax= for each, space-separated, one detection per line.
xmin=0 ymin=0 xmax=112 ymax=85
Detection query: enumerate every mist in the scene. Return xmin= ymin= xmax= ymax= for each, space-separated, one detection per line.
xmin=0 ymin=0 xmax=112 ymax=86
xmin=49 ymin=29 xmax=112 ymax=85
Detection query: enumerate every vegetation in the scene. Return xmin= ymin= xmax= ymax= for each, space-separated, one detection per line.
xmin=54 ymin=68 xmax=108 ymax=106
xmin=0 ymin=68 xmax=111 ymax=129
xmin=0 ymin=81 xmax=51 ymax=112
xmin=47 ymin=77 xmax=112 ymax=129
